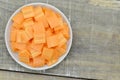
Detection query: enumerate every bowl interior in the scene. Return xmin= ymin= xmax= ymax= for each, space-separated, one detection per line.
xmin=5 ymin=3 xmax=72 ymax=70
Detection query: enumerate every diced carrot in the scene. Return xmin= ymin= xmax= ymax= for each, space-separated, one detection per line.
xmin=33 ymin=22 xmax=46 ymax=43
xmin=52 ymin=49 xmax=60 ymax=60
xmin=10 ymin=27 xmax=17 ymax=42
xmin=21 ymin=31 xmax=31 ymax=43
xmin=21 ymin=6 xmax=34 ymax=19
xmin=46 ymin=28 xmax=54 ymax=37
xmin=61 ymin=23 xmax=70 ymax=40
xmin=56 ymin=12 xmax=63 ymax=25
xmin=25 ymin=26 xmax=33 ymax=40
xmin=55 ymin=46 xmax=66 ymax=57
xmin=34 ymin=6 xmax=44 ymax=21
xmin=32 ymin=55 xmax=45 ymax=67
xmin=12 ymin=22 xmax=23 ymax=29
xmin=15 ymin=43 xmax=27 ymax=51
xmin=57 ymin=33 xmax=67 ymax=47
xmin=18 ymin=50 xmax=31 ymax=63
xmin=61 ymin=43 xmax=67 ymax=50
xmin=30 ymin=43 xmax=44 ymax=52
xmin=12 ymin=12 xmax=24 ymax=24
xmin=33 ymin=33 xmax=46 ymax=44
xmin=16 ymin=30 xmax=23 ymax=43
xmin=54 ymin=24 xmax=64 ymax=31
xmin=10 ymin=42 xmax=18 ymax=52
xmin=47 ymin=35 xmax=58 ymax=48
xmin=28 ymin=48 xmax=41 ymax=58
xmin=47 ymin=59 xmax=58 ymax=66
xmin=23 ymin=18 xmax=34 ymax=28
xmin=42 ymin=47 xmax=54 ymax=61
xmin=33 ymin=22 xmax=45 ymax=34
xmin=44 ymin=7 xmax=60 ymax=28
xmin=37 ymin=16 xmax=49 ymax=28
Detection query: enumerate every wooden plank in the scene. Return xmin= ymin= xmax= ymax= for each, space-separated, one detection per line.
xmin=0 ymin=0 xmax=120 ymax=80
xmin=0 ymin=70 xmax=81 ymax=80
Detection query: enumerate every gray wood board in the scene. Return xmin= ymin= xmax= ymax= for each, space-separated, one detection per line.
xmin=0 ymin=70 xmax=82 ymax=80
xmin=0 ymin=0 xmax=120 ymax=80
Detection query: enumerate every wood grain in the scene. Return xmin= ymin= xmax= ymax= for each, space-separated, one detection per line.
xmin=0 ymin=0 xmax=120 ymax=80
xmin=0 ymin=70 xmax=81 ymax=80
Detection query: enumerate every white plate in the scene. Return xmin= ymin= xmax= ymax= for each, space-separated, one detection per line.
xmin=5 ymin=3 xmax=72 ymax=70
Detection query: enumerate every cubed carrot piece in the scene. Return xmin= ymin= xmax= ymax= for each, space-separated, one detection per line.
xmin=21 ymin=6 xmax=34 ymax=19
xmin=12 ymin=22 xmax=23 ymax=29
xmin=12 ymin=12 xmax=24 ymax=24
xmin=42 ymin=47 xmax=54 ymax=61
xmin=10 ymin=42 xmax=18 ymax=52
xmin=33 ymin=33 xmax=46 ymax=44
xmin=33 ymin=22 xmax=45 ymax=34
xmin=30 ymin=43 xmax=44 ymax=52
xmin=46 ymin=28 xmax=54 ymax=37
xmin=16 ymin=30 xmax=23 ymax=43
xmin=10 ymin=27 xmax=17 ymax=42
xmin=34 ymin=7 xmax=49 ymax=28
xmin=18 ymin=50 xmax=31 ymax=63
xmin=55 ymin=46 xmax=66 ymax=57
xmin=47 ymin=35 xmax=58 ymax=48
xmin=47 ymin=59 xmax=58 ymax=66
xmin=23 ymin=18 xmax=34 ymax=28
xmin=21 ymin=31 xmax=31 ymax=43
xmin=25 ymin=26 xmax=33 ymax=40
xmin=34 ymin=6 xmax=44 ymax=21
xmin=28 ymin=47 xmax=41 ymax=58
xmin=44 ymin=7 xmax=60 ymax=28
xmin=57 ymin=33 xmax=67 ymax=47
xmin=52 ymin=49 xmax=60 ymax=60
xmin=15 ymin=43 xmax=27 ymax=51
xmin=54 ymin=24 xmax=64 ymax=31
xmin=32 ymin=56 xmax=45 ymax=67
xmin=61 ymin=43 xmax=67 ymax=50
xmin=37 ymin=16 xmax=49 ymax=28
xmin=55 ymin=12 xmax=63 ymax=25
xmin=61 ymin=23 xmax=70 ymax=40
xmin=33 ymin=22 xmax=46 ymax=44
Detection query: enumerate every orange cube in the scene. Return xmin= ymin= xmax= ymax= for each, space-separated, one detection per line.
xmin=33 ymin=22 xmax=45 ymax=34
xmin=12 ymin=12 xmax=24 ymax=24
xmin=16 ymin=30 xmax=23 ymax=43
xmin=21 ymin=6 xmax=34 ymax=18
xmin=46 ymin=28 xmax=54 ymax=37
xmin=47 ymin=59 xmax=58 ymax=66
xmin=34 ymin=6 xmax=44 ymax=21
xmin=61 ymin=23 xmax=70 ymax=40
xmin=33 ymin=33 xmax=46 ymax=44
xmin=23 ymin=18 xmax=34 ymax=28
xmin=15 ymin=43 xmax=27 ymax=51
xmin=32 ymin=56 xmax=45 ymax=67
xmin=10 ymin=42 xmax=18 ymax=52
xmin=12 ymin=22 xmax=23 ymax=29
xmin=47 ymin=35 xmax=58 ymax=48
xmin=18 ymin=50 xmax=31 ymax=63
xmin=29 ymin=48 xmax=41 ymax=58
xmin=44 ymin=7 xmax=60 ymax=28
xmin=10 ymin=27 xmax=17 ymax=42
xmin=25 ymin=26 xmax=33 ymax=40
xmin=42 ymin=47 xmax=54 ymax=61
xmin=57 ymin=33 xmax=67 ymax=47
xmin=21 ymin=31 xmax=32 ymax=43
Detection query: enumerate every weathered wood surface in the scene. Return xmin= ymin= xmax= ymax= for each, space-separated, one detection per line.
xmin=0 ymin=0 xmax=120 ymax=80
xmin=0 ymin=70 xmax=81 ymax=80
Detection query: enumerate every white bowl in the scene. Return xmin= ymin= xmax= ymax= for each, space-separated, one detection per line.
xmin=5 ymin=3 xmax=72 ymax=70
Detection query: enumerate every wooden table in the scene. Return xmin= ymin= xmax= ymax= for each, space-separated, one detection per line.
xmin=0 ymin=0 xmax=120 ymax=80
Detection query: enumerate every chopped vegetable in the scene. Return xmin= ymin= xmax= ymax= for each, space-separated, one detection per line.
xmin=10 ymin=5 xmax=70 ymax=67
